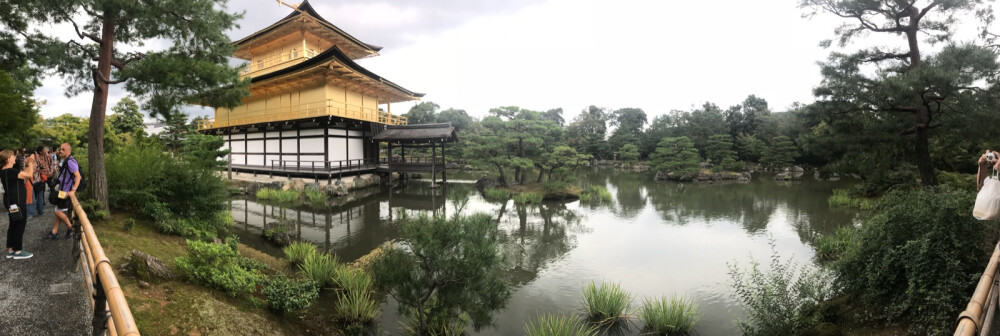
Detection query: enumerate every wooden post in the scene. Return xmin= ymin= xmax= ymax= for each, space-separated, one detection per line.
xmin=431 ymin=141 xmax=437 ymax=188
xmin=441 ymin=140 xmax=447 ymax=183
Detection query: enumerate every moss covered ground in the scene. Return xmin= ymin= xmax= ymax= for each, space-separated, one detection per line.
xmin=93 ymin=214 xmax=347 ymax=335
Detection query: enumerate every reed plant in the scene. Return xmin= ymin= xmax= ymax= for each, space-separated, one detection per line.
xmin=334 ymin=287 xmax=381 ymax=325
xmin=282 ymin=241 xmax=317 ymax=266
xmin=483 ymin=188 xmax=511 ymax=201
xmin=332 ymin=265 xmax=374 ymax=293
xmin=525 ymin=314 xmax=598 ymax=336
xmin=299 ymin=252 xmax=340 ymax=288
xmin=513 ymin=192 xmax=544 ymax=205
xmin=580 ymin=186 xmax=612 ymax=204
xmin=581 ymin=281 xmax=633 ymax=324
xmin=274 ymin=189 xmax=301 ymax=203
xmin=304 ymin=188 xmax=327 ymax=204
xmin=638 ymin=295 xmax=701 ymax=335
xmin=256 ymin=188 xmax=276 ymax=200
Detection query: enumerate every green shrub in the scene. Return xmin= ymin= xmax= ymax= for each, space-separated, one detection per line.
xmin=513 ymin=192 xmax=543 ymax=205
xmin=483 ymin=188 xmax=510 ymax=201
xmin=543 ymin=181 xmax=571 ymax=193
xmin=332 ymin=266 xmax=373 ymax=293
xmin=80 ymin=199 xmax=108 ymax=221
xmin=831 ymin=187 xmax=989 ymax=334
xmin=581 ymin=281 xmax=633 ymax=324
xmin=937 ymin=170 xmax=976 ymax=192
xmin=728 ymin=244 xmax=839 ymax=336
xmin=304 ymin=188 xmax=327 ymax=204
xmin=106 ymin=142 xmax=228 ymax=238
xmin=638 ymin=295 xmax=701 ymax=335
xmin=123 ymin=218 xmax=136 ymax=233
xmin=525 ymin=314 xmax=597 ymax=336
xmin=175 ymin=239 xmax=266 ymax=297
xmin=283 ymin=241 xmax=317 ymax=266
xmin=334 ymin=287 xmax=381 ymax=326
xmin=371 ymin=213 xmax=510 ymax=334
xmin=579 ymin=193 xmax=592 ymax=202
xmin=263 ymin=275 xmax=319 ymax=314
xmin=299 ymin=252 xmax=340 ymax=288
xmin=814 ymin=226 xmax=858 ymax=263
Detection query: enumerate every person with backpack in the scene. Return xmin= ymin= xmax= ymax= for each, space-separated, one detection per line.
xmin=28 ymin=146 xmax=51 ymax=217
xmin=46 ymin=143 xmax=78 ymax=240
xmin=2 ymin=149 xmax=35 ymax=259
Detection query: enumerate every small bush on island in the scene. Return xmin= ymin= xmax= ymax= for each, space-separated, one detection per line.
xmin=513 ymin=192 xmax=543 ymax=205
xmin=304 ymin=188 xmax=327 ymax=204
xmin=175 ymin=238 xmax=266 ymax=297
xmin=299 ymin=251 xmax=340 ymax=288
xmin=525 ymin=314 xmax=598 ymax=336
xmin=581 ymin=281 xmax=633 ymax=325
xmin=728 ymin=243 xmax=839 ymax=336
xmin=483 ymin=188 xmax=511 ymax=201
xmin=283 ymin=241 xmax=317 ymax=266
xmin=256 ymin=188 xmax=301 ymax=203
xmin=830 ymin=187 xmax=989 ymax=335
xmin=262 ymin=275 xmax=319 ymax=315
xmin=638 ymin=295 xmax=701 ymax=335
xmin=580 ymin=186 xmax=612 ymax=204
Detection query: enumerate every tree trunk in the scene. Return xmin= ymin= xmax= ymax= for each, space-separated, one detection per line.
xmin=904 ymin=15 xmax=936 ymax=186
xmin=513 ymin=167 xmax=521 ymax=184
xmin=494 ymin=164 xmax=507 ymax=187
xmin=88 ymin=17 xmax=115 ymax=211
xmin=914 ymin=124 xmax=937 ymax=186
xmin=535 ymin=165 xmax=545 ymax=183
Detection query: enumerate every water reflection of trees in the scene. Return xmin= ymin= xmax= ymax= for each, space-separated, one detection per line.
xmin=497 ymin=202 xmax=584 ymax=287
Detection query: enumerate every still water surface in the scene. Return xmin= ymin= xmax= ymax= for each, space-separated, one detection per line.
xmin=229 ymin=169 xmax=859 ymax=335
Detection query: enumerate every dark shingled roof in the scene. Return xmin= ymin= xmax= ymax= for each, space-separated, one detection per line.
xmin=233 ymin=0 xmax=382 ymax=53
xmin=373 ymin=123 xmax=458 ymax=143
xmin=251 ymin=45 xmax=424 ymax=99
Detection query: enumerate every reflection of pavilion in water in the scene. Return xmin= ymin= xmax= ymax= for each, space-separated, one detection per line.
xmin=229 ymin=183 xmax=446 ymax=261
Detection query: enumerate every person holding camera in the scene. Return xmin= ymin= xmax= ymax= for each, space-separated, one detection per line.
xmin=1 ymin=149 xmax=35 ymax=259
xmin=979 ymin=150 xmax=998 ymax=191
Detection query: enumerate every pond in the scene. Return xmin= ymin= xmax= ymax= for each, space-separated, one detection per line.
xmin=228 ymin=168 xmax=860 ymax=335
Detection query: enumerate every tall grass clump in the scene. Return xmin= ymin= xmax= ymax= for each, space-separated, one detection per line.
xmin=275 ymin=189 xmax=301 ymax=203
xmin=826 ymin=189 xmax=853 ymax=207
xmin=581 ymin=281 xmax=633 ymax=324
xmin=483 ymin=188 xmax=510 ymax=201
xmin=256 ymin=188 xmax=276 ymax=200
xmin=283 ymin=241 xmax=317 ymax=266
xmin=525 ymin=314 xmax=598 ymax=336
xmin=581 ymin=186 xmax=612 ymax=204
xmin=334 ymin=287 xmax=381 ymax=326
xmin=332 ymin=266 xmax=373 ymax=293
xmin=513 ymin=192 xmax=543 ymax=205
xmin=638 ymin=295 xmax=701 ymax=335
xmin=304 ymin=188 xmax=327 ymax=204
xmin=814 ymin=225 xmax=858 ymax=263
xmin=728 ymin=243 xmax=838 ymax=336
xmin=299 ymin=252 xmax=340 ymax=288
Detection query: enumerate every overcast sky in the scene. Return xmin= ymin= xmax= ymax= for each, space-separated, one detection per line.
xmin=30 ymin=0 xmax=937 ymax=122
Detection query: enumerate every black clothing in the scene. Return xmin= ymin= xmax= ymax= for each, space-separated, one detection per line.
xmin=1 ymin=168 xmax=27 ymax=209
xmin=2 ymin=168 xmax=27 ymax=251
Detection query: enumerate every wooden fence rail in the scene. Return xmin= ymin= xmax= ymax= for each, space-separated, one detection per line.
xmin=955 ymin=241 xmax=1000 ymax=336
xmin=71 ymin=194 xmax=140 ymax=336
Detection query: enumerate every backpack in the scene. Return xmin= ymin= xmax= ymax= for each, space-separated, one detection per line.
xmin=57 ymin=156 xmax=87 ymax=192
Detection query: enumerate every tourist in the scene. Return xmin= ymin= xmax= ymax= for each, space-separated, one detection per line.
xmin=2 ymin=149 xmax=35 ymax=259
xmin=28 ymin=146 xmax=52 ymax=217
xmin=47 ymin=143 xmax=78 ymax=240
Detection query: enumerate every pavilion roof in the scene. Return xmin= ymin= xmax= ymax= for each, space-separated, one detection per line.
xmin=373 ymin=123 xmax=458 ymax=143
xmin=249 ymin=45 xmax=424 ymax=103
xmin=232 ymin=0 xmax=381 ymax=60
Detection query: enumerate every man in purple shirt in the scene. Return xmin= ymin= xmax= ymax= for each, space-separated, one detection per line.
xmin=46 ymin=143 xmax=78 ymax=240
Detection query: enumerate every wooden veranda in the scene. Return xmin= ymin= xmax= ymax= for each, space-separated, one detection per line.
xmin=372 ymin=123 xmax=458 ymax=187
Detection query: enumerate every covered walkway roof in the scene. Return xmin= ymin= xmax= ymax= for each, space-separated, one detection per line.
xmin=373 ymin=123 xmax=458 ymax=144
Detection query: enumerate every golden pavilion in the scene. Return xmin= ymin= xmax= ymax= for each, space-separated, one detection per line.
xmin=197 ymin=0 xmax=437 ymax=179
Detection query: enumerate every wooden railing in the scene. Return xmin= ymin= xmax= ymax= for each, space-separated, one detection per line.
xmin=196 ymin=99 xmax=407 ymax=130
xmin=955 ymin=241 xmax=1000 ymax=336
xmin=71 ymin=194 xmax=140 ymax=336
